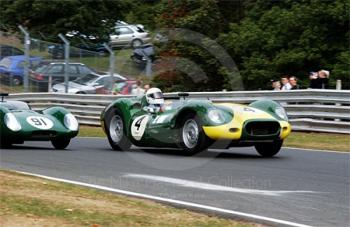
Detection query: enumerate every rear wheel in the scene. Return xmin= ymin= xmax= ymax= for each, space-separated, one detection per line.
xmin=105 ymin=109 xmax=131 ymax=151
xmin=255 ymin=140 xmax=283 ymax=157
xmin=51 ymin=138 xmax=70 ymax=149
xmin=178 ymin=114 xmax=211 ymax=155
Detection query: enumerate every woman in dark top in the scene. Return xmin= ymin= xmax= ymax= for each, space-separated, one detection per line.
xmin=309 ymin=70 xmax=329 ymax=89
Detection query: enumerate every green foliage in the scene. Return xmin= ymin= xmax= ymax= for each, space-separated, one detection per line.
xmin=151 ymin=0 xmax=232 ymax=92
xmin=0 ymin=0 xmax=132 ymax=42
xmin=1 ymin=0 xmax=348 ymax=90
xmin=220 ymin=0 xmax=350 ymax=89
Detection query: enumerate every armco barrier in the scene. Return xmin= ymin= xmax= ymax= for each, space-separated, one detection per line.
xmin=7 ymin=89 xmax=350 ymax=134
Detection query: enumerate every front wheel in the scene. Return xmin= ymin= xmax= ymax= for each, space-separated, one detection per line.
xmin=131 ymin=39 xmax=143 ymax=48
xmin=254 ymin=140 xmax=283 ymax=157
xmin=105 ymin=110 xmax=131 ymax=151
xmin=51 ymin=138 xmax=70 ymax=149
xmin=178 ymin=114 xmax=211 ymax=155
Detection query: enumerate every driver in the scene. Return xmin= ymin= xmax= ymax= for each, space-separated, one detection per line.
xmin=145 ymin=87 xmax=164 ymax=113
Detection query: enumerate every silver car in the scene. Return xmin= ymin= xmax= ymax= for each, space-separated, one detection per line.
xmin=52 ymin=73 xmax=126 ymax=94
xmin=109 ymin=25 xmax=151 ymax=48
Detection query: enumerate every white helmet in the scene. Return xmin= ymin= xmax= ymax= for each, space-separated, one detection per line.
xmin=146 ymin=87 xmax=164 ymax=105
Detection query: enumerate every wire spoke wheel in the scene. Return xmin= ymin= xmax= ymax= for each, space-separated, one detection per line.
xmin=105 ymin=109 xmax=131 ymax=151
xmin=109 ymin=115 xmax=124 ymax=143
xmin=182 ymin=119 xmax=199 ymax=149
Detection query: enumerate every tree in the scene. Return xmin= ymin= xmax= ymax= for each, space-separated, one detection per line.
xmin=151 ymin=0 xmax=244 ymax=92
xmin=220 ymin=0 xmax=350 ymax=89
xmin=0 ymin=0 xmax=132 ymax=42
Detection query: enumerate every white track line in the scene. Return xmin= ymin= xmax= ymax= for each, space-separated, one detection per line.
xmin=283 ymin=147 xmax=348 ymax=154
xmin=124 ymin=173 xmax=316 ymax=196
xmin=16 ymin=170 xmax=312 ymax=227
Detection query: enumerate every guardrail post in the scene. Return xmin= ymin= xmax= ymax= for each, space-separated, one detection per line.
xmin=336 ymin=80 xmax=342 ymax=90
xmin=18 ymin=25 xmax=30 ymax=92
xmin=58 ymin=34 xmax=70 ymax=93
xmin=103 ymin=43 xmax=115 ymax=93
xmin=335 ymin=80 xmax=342 ymax=122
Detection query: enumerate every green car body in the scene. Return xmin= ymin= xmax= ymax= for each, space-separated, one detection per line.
xmin=101 ymin=93 xmax=291 ymax=157
xmin=0 ymin=94 xmax=79 ymax=149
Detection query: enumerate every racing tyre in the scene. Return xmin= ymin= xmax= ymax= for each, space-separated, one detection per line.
xmin=105 ymin=109 xmax=131 ymax=151
xmin=255 ymin=140 xmax=283 ymax=157
xmin=51 ymin=138 xmax=70 ymax=149
xmin=178 ymin=114 xmax=211 ymax=155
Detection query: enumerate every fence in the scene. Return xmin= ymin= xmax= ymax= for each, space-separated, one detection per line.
xmin=0 ymin=29 xmax=147 ymax=94
xmin=6 ymin=89 xmax=350 ymax=134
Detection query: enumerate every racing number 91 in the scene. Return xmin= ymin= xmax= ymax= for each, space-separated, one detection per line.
xmin=26 ymin=116 xmax=54 ymax=130
xmin=31 ymin=117 xmax=47 ymax=126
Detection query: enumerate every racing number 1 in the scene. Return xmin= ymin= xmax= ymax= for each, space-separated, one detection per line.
xmin=31 ymin=117 xmax=47 ymax=126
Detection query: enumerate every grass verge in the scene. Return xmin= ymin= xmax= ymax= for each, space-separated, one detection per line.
xmin=283 ymin=131 xmax=349 ymax=152
xmin=0 ymin=170 xmax=258 ymax=227
xmin=78 ymin=126 xmax=349 ymax=152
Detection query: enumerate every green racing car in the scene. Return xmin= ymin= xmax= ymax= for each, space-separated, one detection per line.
xmin=0 ymin=93 xmax=79 ymax=149
xmin=101 ymin=88 xmax=291 ymax=157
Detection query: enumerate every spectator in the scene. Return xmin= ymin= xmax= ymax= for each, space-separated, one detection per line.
xmin=131 ymin=80 xmax=145 ymax=96
xmin=144 ymin=84 xmax=151 ymax=92
xmin=271 ymin=79 xmax=281 ymax=90
xmin=289 ymin=76 xmax=301 ymax=90
xmin=309 ymin=70 xmax=330 ymax=89
xmin=281 ymin=76 xmax=292 ymax=90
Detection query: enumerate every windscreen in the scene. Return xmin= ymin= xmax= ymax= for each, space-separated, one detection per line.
xmin=74 ymin=74 xmax=99 ymax=85
xmin=34 ymin=64 xmax=49 ymax=73
xmin=0 ymin=101 xmax=30 ymax=110
xmin=0 ymin=58 xmax=12 ymax=69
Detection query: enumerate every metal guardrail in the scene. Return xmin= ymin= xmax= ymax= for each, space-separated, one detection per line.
xmin=7 ymin=89 xmax=350 ymax=134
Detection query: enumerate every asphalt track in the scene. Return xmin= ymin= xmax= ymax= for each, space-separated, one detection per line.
xmin=1 ymin=137 xmax=349 ymax=227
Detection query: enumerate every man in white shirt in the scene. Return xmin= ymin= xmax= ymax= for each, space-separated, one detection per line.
xmin=131 ymin=80 xmax=145 ymax=96
xmin=281 ymin=76 xmax=292 ymax=90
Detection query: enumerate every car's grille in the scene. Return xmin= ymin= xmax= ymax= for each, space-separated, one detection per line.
xmin=31 ymin=131 xmax=56 ymax=138
xmin=245 ymin=121 xmax=280 ymax=136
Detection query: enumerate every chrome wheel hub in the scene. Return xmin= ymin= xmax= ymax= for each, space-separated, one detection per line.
xmin=182 ymin=119 xmax=199 ymax=149
xmin=110 ymin=115 xmax=123 ymax=143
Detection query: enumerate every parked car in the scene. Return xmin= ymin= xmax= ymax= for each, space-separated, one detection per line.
xmin=0 ymin=45 xmax=24 ymax=60
xmin=52 ymin=72 xmax=126 ymax=94
xmin=0 ymin=93 xmax=79 ymax=149
xmin=110 ymin=25 xmax=151 ymax=48
xmin=131 ymin=44 xmax=155 ymax=67
xmin=101 ymin=92 xmax=291 ymax=156
xmin=29 ymin=62 xmax=96 ymax=92
xmin=46 ymin=31 xmax=108 ymax=59
xmin=0 ymin=55 xmax=42 ymax=85
xmin=48 ymin=43 xmax=108 ymax=59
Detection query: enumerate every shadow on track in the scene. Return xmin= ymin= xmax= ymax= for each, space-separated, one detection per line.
xmin=124 ymin=147 xmax=279 ymax=159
